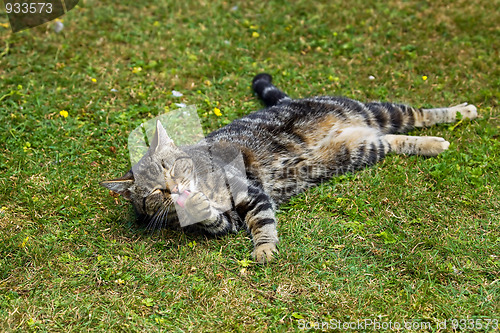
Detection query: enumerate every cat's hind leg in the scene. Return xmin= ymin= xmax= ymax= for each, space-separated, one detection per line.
xmin=377 ymin=103 xmax=477 ymax=156
xmin=384 ymin=135 xmax=450 ymax=156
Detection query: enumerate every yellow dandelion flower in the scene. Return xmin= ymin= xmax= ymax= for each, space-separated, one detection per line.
xmin=132 ymin=67 xmax=142 ymax=74
xmin=422 ymin=75 xmax=428 ymax=81
xmin=153 ymin=21 xmax=160 ymax=27
xmin=0 ymin=23 xmax=9 ymax=29
xmin=23 ymin=142 xmax=31 ymax=152
xmin=60 ymin=110 xmax=69 ymax=118
xmin=252 ymin=31 xmax=260 ymax=38
xmin=213 ymin=107 xmax=222 ymax=117
xmin=91 ymin=78 xmax=97 ymax=83
xmin=20 ymin=236 xmax=29 ymax=248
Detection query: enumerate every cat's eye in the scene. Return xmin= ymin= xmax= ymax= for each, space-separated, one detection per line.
xmin=143 ymin=189 xmax=165 ymax=215
xmin=171 ymin=158 xmax=193 ymax=178
xmin=148 ymin=189 xmax=164 ymax=196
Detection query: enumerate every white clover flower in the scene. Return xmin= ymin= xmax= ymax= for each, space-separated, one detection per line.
xmin=53 ymin=20 xmax=64 ymax=33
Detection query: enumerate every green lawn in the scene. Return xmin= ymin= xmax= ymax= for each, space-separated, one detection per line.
xmin=1 ymin=0 xmax=499 ymax=331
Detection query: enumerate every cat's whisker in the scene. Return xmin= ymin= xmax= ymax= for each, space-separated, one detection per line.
xmin=149 ymin=200 xmax=173 ymax=232
xmin=146 ymin=205 xmax=164 ymax=232
xmin=153 ymin=209 xmax=165 ymax=232
xmin=145 ymin=216 xmax=156 ymax=232
xmin=159 ymin=205 xmax=171 ymax=230
xmin=150 ymin=209 xmax=164 ymax=232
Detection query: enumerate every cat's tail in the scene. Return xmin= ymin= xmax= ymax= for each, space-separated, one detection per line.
xmin=252 ymin=73 xmax=291 ymax=107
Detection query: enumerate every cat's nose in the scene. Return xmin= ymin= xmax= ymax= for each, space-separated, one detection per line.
xmin=171 ymin=185 xmax=179 ymax=194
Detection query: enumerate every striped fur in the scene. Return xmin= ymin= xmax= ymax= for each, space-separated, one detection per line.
xmin=101 ymin=73 xmax=477 ymax=263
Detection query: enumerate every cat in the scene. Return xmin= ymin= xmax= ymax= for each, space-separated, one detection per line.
xmin=100 ymin=73 xmax=477 ymax=263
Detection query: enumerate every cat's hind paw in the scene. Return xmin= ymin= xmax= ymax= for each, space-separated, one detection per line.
xmin=422 ymin=136 xmax=450 ymax=156
xmin=451 ymin=103 xmax=478 ymax=120
xmin=253 ymin=243 xmax=278 ymax=263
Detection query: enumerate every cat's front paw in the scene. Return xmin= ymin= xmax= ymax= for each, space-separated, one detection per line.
xmin=183 ymin=191 xmax=212 ymax=223
xmin=253 ymin=243 xmax=278 ymax=263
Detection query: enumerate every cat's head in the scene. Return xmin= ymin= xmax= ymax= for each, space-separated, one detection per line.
xmin=100 ymin=120 xmax=196 ymax=225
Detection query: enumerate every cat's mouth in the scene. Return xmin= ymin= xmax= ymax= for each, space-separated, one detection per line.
xmin=175 ymin=190 xmax=191 ymax=208
xmin=170 ymin=185 xmax=191 ymax=208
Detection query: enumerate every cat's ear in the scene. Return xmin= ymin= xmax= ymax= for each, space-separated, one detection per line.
xmin=100 ymin=170 xmax=134 ymax=200
xmin=149 ymin=120 xmax=174 ymax=152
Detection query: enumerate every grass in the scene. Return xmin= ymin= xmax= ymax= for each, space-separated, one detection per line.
xmin=0 ymin=0 xmax=499 ymax=331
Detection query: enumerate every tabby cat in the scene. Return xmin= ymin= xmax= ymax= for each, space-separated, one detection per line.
xmin=101 ymin=73 xmax=477 ymax=263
